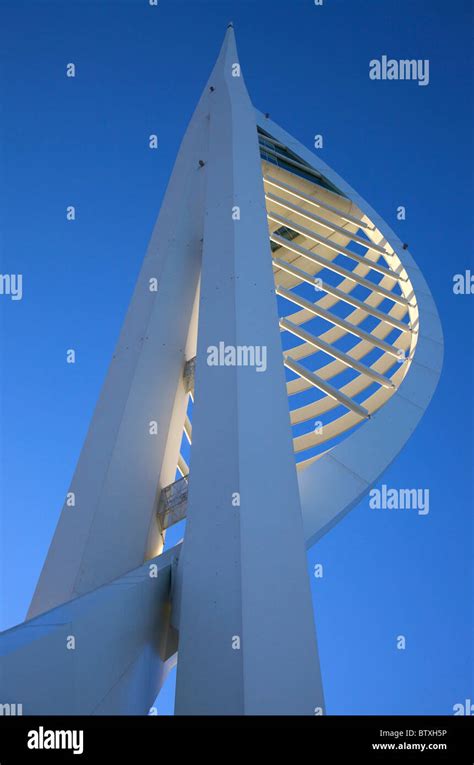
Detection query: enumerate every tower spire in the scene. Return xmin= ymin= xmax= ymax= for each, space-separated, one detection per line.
xmin=174 ymin=28 xmax=323 ymax=716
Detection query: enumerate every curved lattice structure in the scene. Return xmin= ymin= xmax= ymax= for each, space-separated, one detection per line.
xmin=176 ymin=120 xmax=440 ymax=490
xmin=262 ymin=131 xmax=416 ymax=464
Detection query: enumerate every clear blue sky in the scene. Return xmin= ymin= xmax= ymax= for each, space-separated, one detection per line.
xmin=0 ymin=0 xmax=472 ymax=715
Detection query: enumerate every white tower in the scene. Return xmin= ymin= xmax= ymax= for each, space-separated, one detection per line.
xmin=0 ymin=26 xmax=442 ymax=716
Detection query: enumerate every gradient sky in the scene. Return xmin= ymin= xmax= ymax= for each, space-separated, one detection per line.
xmin=0 ymin=0 xmax=472 ymax=715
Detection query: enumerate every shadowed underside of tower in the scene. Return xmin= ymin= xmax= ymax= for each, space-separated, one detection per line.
xmin=0 ymin=26 xmax=442 ymax=716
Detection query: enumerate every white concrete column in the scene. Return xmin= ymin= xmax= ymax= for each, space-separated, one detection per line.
xmin=175 ymin=27 xmax=324 ymax=715
xmin=28 ymin=62 xmax=211 ymax=618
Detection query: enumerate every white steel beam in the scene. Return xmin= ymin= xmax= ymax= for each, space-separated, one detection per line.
xmin=276 ymin=284 xmax=404 ymax=358
xmin=269 ymin=211 xmax=398 ymax=279
xmin=175 ymin=26 xmax=324 ymax=716
xmin=263 ymin=174 xmax=373 ymax=228
xmin=266 ymin=191 xmax=387 ymax=254
xmin=280 ymin=318 xmax=395 ymax=389
xmin=274 ymin=263 xmax=410 ymax=332
xmin=284 ymin=356 xmax=370 ymax=419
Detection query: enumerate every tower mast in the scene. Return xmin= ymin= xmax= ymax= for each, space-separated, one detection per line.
xmin=174 ymin=24 xmax=323 ymax=715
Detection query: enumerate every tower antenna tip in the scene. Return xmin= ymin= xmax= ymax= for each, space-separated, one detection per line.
xmin=227 ymin=21 xmax=234 ymax=28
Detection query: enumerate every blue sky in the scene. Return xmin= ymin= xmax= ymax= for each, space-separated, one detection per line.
xmin=0 ymin=0 xmax=472 ymax=715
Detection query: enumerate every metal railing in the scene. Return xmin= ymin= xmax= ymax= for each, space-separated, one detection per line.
xmin=157 ymin=476 xmax=189 ymax=531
